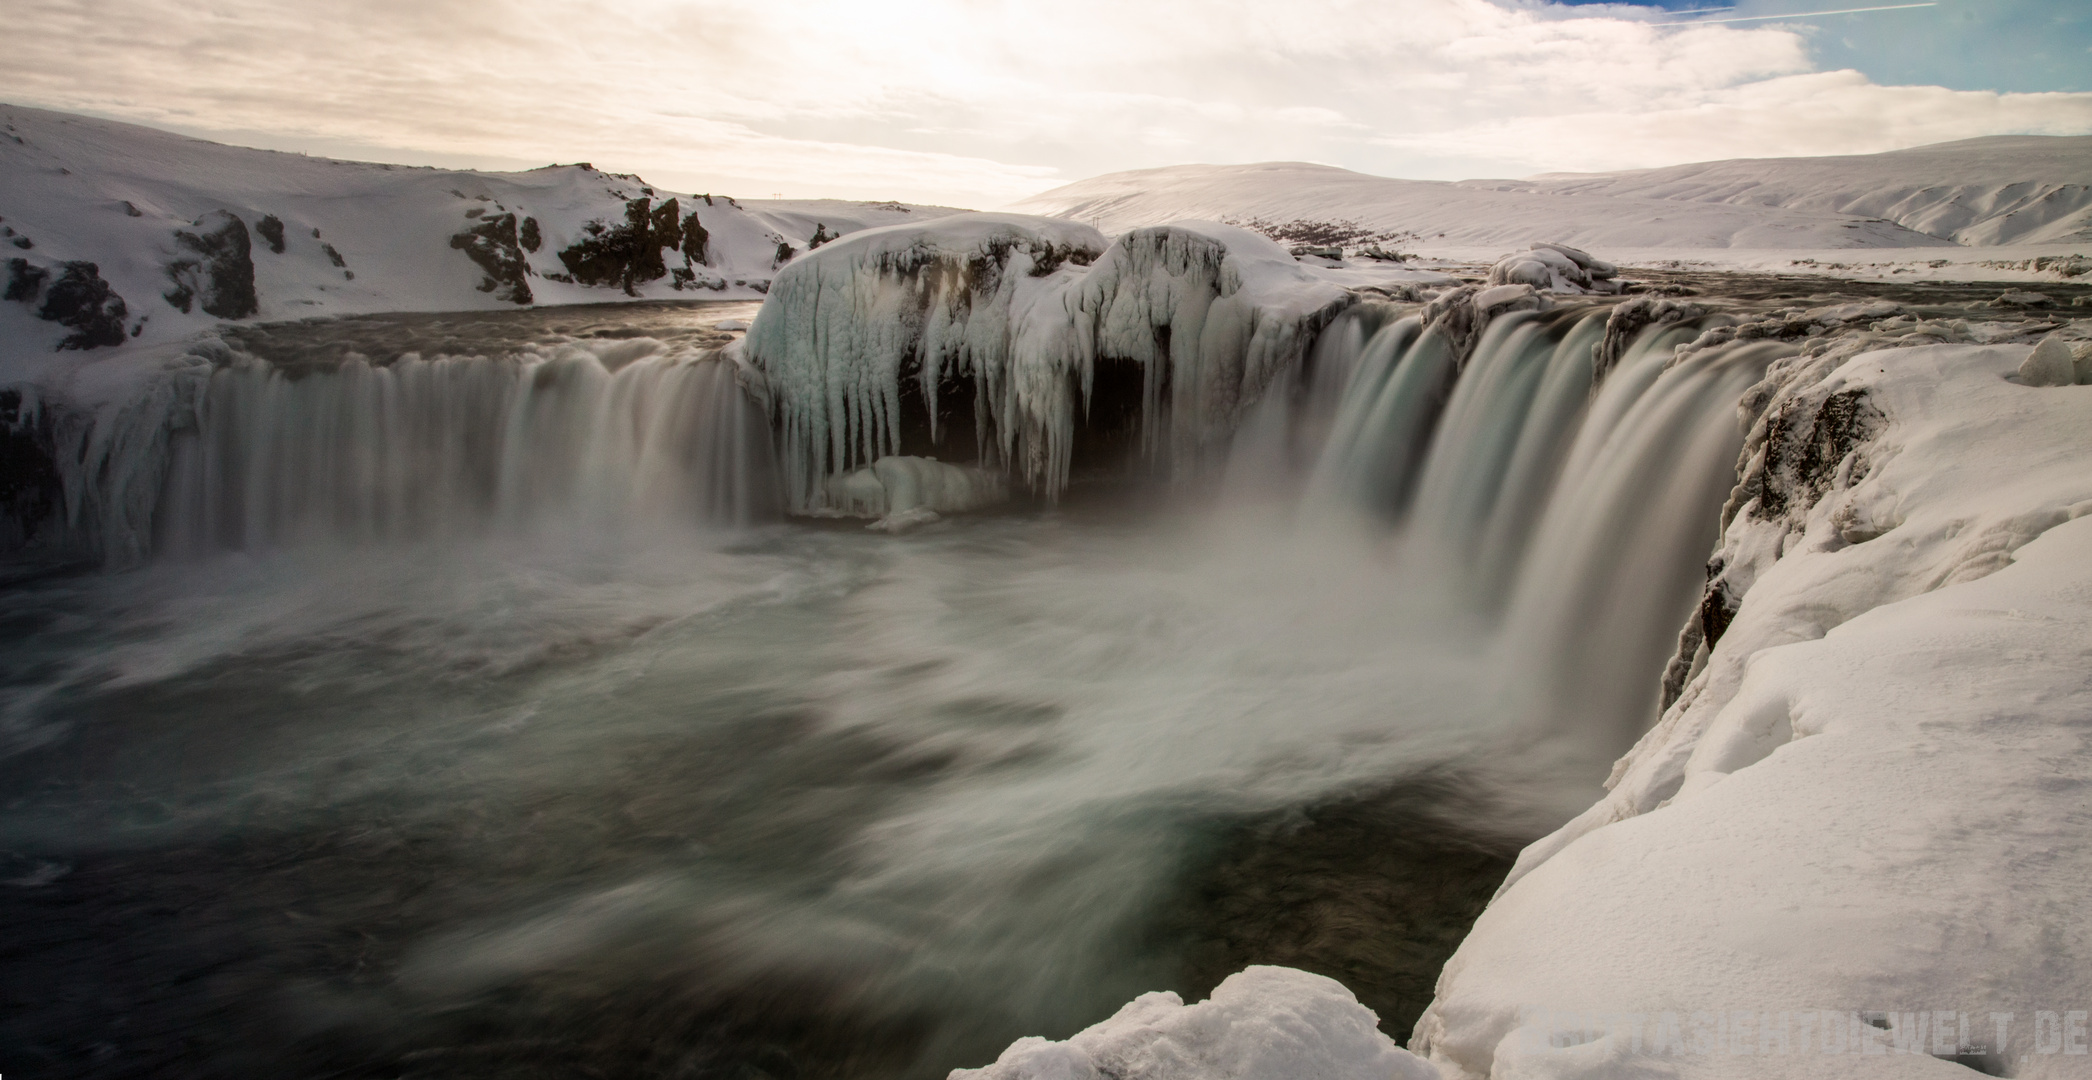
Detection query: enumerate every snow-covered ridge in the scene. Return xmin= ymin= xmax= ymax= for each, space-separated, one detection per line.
xmin=0 ymin=104 xmax=959 ymax=363
xmin=742 ymin=213 xmax=1440 ymax=508
xmin=1491 ymin=136 xmax=2092 ymax=247
xmin=1009 ymin=136 xmax=2092 ymax=258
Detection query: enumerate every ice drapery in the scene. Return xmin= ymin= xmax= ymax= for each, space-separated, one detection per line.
xmin=741 ymin=214 xmax=1353 ymax=510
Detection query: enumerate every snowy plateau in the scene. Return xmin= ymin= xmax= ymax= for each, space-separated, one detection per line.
xmin=4 ymin=103 xmax=2092 ymax=1080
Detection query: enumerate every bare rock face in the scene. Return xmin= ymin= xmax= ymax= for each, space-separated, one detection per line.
xmin=255 ymin=214 xmax=287 ymax=254
xmin=556 ymin=196 xmax=689 ymax=295
xmin=449 ymin=212 xmax=535 ymax=305
xmin=33 ymin=261 xmax=130 ymax=350
xmin=163 ymin=210 xmax=258 ymax=319
xmin=681 ymin=211 xmax=709 ymax=266
xmin=4 ymin=257 xmax=47 ymax=302
xmin=519 ymin=216 xmax=542 ymax=253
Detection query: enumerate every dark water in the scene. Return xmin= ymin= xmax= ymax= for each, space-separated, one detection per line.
xmin=0 ymin=503 xmax=1519 ymax=1079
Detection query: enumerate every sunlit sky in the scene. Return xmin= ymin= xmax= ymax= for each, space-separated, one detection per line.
xmin=9 ymin=0 xmax=2091 ymax=207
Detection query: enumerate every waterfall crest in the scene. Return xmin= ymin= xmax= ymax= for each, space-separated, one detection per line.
xmin=22 ymin=336 xmax=779 ymax=565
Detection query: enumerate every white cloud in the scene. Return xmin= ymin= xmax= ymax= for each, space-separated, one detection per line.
xmin=4 ymin=0 xmax=2088 ymax=207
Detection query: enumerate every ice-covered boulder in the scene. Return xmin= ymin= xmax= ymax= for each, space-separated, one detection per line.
xmin=742 ymin=213 xmax=1352 ymax=511
xmin=949 ymin=967 xmax=1439 ymax=1080
xmin=1485 ymin=243 xmax=1623 ymax=296
xmin=741 ymin=212 xmax=1109 ymax=508
xmin=822 ymin=454 xmax=1008 ymax=529
xmin=1075 ymin=221 xmax=1352 ymax=473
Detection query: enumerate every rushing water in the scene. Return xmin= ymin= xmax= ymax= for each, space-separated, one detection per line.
xmin=0 ymin=296 xmax=1772 ymax=1078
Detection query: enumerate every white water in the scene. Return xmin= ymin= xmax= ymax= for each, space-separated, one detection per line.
xmin=0 ymin=297 xmax=1780 ymax=1076
xmin=156 ymin=347 xmax=776 ymax=555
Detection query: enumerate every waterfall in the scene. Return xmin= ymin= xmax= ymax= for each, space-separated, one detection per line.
xmin=28 ymin=338 xmax=780 ymax=565
xmin=1295 ymin=301 xmax=1787 ymax=755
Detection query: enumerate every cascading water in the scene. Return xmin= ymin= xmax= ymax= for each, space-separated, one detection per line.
xmin=156 ymin=348 xmax=777 ymax=555
xmin=20 ymin=324 xmax=780 ymax=566
xmin=0 ymin=287 xmax=1793 ymax=1080
xmin=1289 ymin=301 xmax=1780 ymax=765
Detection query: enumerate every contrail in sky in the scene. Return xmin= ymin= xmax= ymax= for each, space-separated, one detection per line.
xmin=1657 ymin=2 xmax=1936 ymax=25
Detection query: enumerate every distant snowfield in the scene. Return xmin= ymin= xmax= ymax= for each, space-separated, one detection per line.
xmin=1009 ymin=137 xmax=2092 ymax=279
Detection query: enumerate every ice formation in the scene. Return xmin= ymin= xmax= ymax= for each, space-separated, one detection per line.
xmin=948 ymin=967 xmax=1439 ymax=1080
xmin=742 ymin=213 xmax=1354 ymax=509
xmin=823 ymin=455 xmax=1008 ymax=530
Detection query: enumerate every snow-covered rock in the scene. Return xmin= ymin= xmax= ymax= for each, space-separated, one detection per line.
xmin=0 ymin=104 xmax=959 ymax=364
xmin=1412 ymin=331 xmax=2092 ymax=1078
xmin=948 ymin=967 xmax=1439 ymax=1080
xmin=742 ymin=214 xmax=1358 ymax=509
xmin=1485 ymin=243 xmax=1622 ymax=295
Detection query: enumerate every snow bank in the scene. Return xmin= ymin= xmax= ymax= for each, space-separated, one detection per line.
xmin=949 ymin=967 xmax=1439 ymax=1080
xmin=742 ymin=214 xmax=1353 ymax=509
xmin=1412 ymin=321 xmax=2092 ymax=1077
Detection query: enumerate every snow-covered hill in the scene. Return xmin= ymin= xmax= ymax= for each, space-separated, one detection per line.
xmin=0 ymin=104 xmax=960 ymax=362
xmin=1008 ymin=137 xmax=2092 ymax=258
xmin=1491 ymin=136 xmax=2092 ymax=247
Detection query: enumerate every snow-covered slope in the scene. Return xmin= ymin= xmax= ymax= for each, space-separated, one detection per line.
xmin=1491 ymin=136 xmax=2092 ymax=247
xmin=1009 ymin=136 xmax=2092 ymax=256
xmin=0 ymin=104 xmax=959 ymax=362
xmin=1409 ymin=324 xmax=2092 ymax=1079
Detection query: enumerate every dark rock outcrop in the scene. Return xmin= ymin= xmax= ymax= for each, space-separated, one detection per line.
xmin=39 ymin=262 xmax=129 ymax=350
xmin=519 ymin=216 xmax=542 ymax=253
xmin=449 ymin=212 xmax=535 ymax=305
xmin=163 ymin=211 xmax=258 ymax=319
xmin=255 ymin=214 xmax=287 ymax=254
xmin=681 ymin=211 xmax=709 ymax=266
xmin=5 ymin=257 xmax=47 ymax=302
xmin=556 ymin=196 xmax=690 ymax=296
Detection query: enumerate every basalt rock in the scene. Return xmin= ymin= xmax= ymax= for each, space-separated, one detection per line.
xmin=39 ymin=261 xmax=130 ymax=350
xmin=5 ymin=257 xmax=47 ymax=302
xmin=681 ymin=212 xmax=709 ymax=266
xmin=255 ymin=214 xmax=287 ymax=254
xmin=163 ymin=211 xmax=258 ymax=319
xmin=449 ymin=212 xmax=535 ymax=305
xmin=519 ymin=217 xmax=542 ymax=253
xmin=556 ymin=196 xmax=688 ymax=295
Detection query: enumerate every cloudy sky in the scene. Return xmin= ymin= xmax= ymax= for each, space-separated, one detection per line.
xmin=8 ymin=0 xmax=2090 ymax=207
